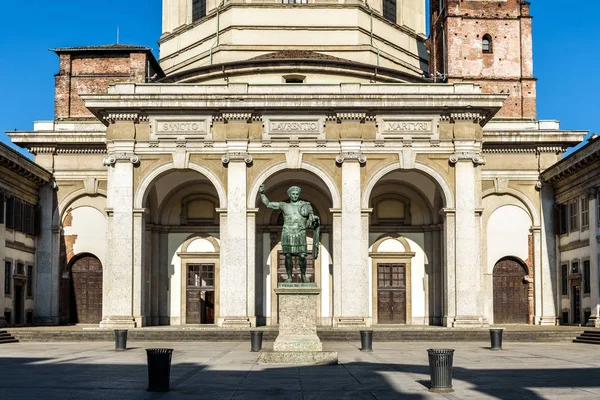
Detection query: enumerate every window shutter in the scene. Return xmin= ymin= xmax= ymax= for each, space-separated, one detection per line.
xmin=23 ymin=204 xmax=33 ymax=235
xmin=6 ymin=196 xmax=14 ymax=229
xmin=14 ymin=199 xmax=22 ymax=231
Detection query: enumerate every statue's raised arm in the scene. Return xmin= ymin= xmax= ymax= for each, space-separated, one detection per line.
xmin=259 ymin=184 xmax=280 ymax=210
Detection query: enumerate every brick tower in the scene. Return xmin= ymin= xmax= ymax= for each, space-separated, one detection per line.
xmin=429 ymin=0 xmax=536 ymax=119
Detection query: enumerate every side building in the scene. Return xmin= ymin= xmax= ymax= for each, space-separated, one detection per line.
xmin=0 ymin=143 xmax=52 ymax=327
xmin=541 ymin=135 xmax=600 ymax=327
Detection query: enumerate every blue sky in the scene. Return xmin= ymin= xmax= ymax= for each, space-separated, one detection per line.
xmin=1 ymin=1 xmax=597 ymax=157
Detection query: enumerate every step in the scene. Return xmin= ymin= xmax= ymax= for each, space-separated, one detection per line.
xmin=573 ymin=339 xmax=600 ymax=345
xmin=0 ymin=338 xmax=18 ymax=344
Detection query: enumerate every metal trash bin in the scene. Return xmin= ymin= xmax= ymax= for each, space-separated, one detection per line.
xmin=360 ymin=330 xmax=373 ymax=352
xmin=490 ymin=328 xmax=504 ymax=351
xmin=114 ymin=329 xmax=128 ymax=351
xmin=146 ymin=348 xmax=174 ymax=392
xmin=250 ymin=330 xmax=263 ymax=352
xmin=427 ymin=348 xmax=455 ymax=393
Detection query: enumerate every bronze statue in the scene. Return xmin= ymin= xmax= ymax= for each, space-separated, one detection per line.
xmin=259 ymin=184 xmax=320 ymax=283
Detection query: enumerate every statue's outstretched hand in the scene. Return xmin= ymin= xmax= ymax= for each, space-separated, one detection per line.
xmin=259 ymin=184 xmax=265 ymax=194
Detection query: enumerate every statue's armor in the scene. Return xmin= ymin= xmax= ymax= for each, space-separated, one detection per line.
xmin=280 ymin=201 xmax=312 ymax=254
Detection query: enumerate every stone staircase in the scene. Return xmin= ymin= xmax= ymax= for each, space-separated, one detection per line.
xmin=0 ymin=330 xmax=19 ymax=344
xmin=6 ymin=326 xmax=584 ymax=343
xmin=573 ymin=330 xmax=600 ymax=345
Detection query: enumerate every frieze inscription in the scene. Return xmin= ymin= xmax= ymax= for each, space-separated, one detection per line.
xmin=382 ymin=120 xmax=433 ymax=135
xmin=153 ymin=118 xmax=209 ymax=137
xmin=270 ymin=121 xmax=319 ymax=133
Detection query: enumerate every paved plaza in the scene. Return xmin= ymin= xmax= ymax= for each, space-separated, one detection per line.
xmin=1 ymin=340 xmax=600 ymax=399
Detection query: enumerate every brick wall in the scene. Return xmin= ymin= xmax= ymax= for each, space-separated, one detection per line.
xmin=429 ymin=0 xmax=536 ymax=119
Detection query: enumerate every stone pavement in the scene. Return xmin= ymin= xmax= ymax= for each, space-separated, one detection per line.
xmin=1 ymin=340 xmax=600 ymax=399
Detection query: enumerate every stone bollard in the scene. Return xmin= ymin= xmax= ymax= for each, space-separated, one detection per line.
xmin=114 ymin=329 xmax=128 ymax=351
xmin=489 ymin=328 xmax=504 ymax=351
xmin=427 ymin=348 xmax=455 ymax=393
xmin=250 ymin=330 xmax=263 ymax=352
xmin=146 ymin=348 xmax=174 ymax=392
xmin=360 ymin=330 xmax=373 ymax=352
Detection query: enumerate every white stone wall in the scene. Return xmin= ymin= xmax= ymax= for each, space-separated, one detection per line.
xmin=63 ymin=205 xmax=107 ymax=267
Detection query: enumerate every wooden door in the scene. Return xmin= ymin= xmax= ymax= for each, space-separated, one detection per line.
xmin=572 ymin=285 xmax=581 ymax=324
xmin=70 ymin=256 xmax=103 ymax=324
xmin=377 ymin=263 xmax=406 ymax=324
xmin=186 ymin=264 xmax=215 ymax=324
xmin=493 ymin=259 xmax=528 ymax=324
xmin=14 ymin=285 xmax=24 ymax=325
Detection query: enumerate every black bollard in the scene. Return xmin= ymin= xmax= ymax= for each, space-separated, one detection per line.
xmin=250 ymin=330 xmax=263 ymax=352
xmin=489 ymin=328 xmax=504 ymax=351
xmin=427 ymin=348 xmax=455 ymax=393
xmin=146 ymin=348 xmax=174 ymax=392
xmin=114 ymin=329 xmax=128 ymax=351
xmin=360 ymin=330 xmax=373 ymax=352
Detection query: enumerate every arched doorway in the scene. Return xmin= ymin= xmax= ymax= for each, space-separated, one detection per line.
xmin=70 ymin=254 xmax=103 ymax=324
xmin=493 ymin=257 xmax=528 ymax=324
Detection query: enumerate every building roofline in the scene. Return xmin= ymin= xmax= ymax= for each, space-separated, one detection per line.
xmin=0 ymin=142 xmax=52 ymax=185
xmin=541 ymin=135 xmax=600 ymax=183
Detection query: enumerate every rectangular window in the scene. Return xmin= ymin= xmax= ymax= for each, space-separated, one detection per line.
xmin=383 ymin=0 xmax=397 ymax=24
xmin=581 ymin=197 xmax=589 ymax=230
xmin=572 ymin=261 xmax=579 ymax=274
xmin=558 ymin=204 xmax=568 ymax=235
xmin=23 ymin=204 xmax=34 ymax=235
xmin=570 ymin=200 xmax=578 ymax=231
xmin=4 ymin=261 xmax=11 ymax=295
xmin=6 ymin=196 xmax=14 ymax=229
xmin=14 ymin=199 xmax=22 ymax=232
xmin=192 ymin=0 xmax=206 ymax=21
xmin=27 ymin=265 xmax=33 ymax=297
xmin=561 ymin=264 xmax=568 ymax=296
xmin=0 ymin=192 xmax=4 ymax=224
xmin=584 ymin=260 xmax=591 ymax=294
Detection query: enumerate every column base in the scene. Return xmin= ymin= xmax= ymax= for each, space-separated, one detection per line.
xmin=333 ymin=317 xmax=369 ymax=328
xmin=134 ymin=316 xmax=146 ymax=327
xmin=99 ymin=316 xmax=137 ymax=329
xmin=33 ymin=316 xmax=60 ymax=326
xmin=537 ymin=316 xmax=559 ymax=326
xmin=586 ymin=316 xmax=600 ymax=328
xmin=451 ymin=316 xmax=489 ymax=328
xmin=218 ymin=316 xmax=251 ymax=328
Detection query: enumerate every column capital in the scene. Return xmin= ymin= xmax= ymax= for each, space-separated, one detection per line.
xmin=103 ymin=152 xmax=139 ymax=167
xmin=336 ymin=151 xmax=366 ymax=164
xmin=221 ymin=152 xmax=252 ymax=164
xmin=449 ymin=151 xmax=486 ymax=166
xmin=439 ymin=208 xmax=456 ymax=216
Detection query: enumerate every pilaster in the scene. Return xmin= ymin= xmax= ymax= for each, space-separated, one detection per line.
xmin=586 ymin=189 xmax=600 ymax=327
xmin=539 ymin=183 xmax=558 ymax=325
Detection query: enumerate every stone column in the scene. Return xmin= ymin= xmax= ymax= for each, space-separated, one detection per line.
xmin=150 ymin=227 xmax=159 ymax=326
xmin=218 ymin=147 xmax=252 ymax=327
xmin=330 ymin=209 xmax=342 ymax=323
xmin=99 ymin=140 xmax=138 ymax=328
xmin=334 ymin=147 xmax=369 ymax=327
xmin=539 ymin=183 xmax=558 ymax=325
xmin=441 ymin=209 xmax=456 ymax=327
xmin=532 ymin=225 xmax=543 ymax=324
xmin=586 ymin=190 xmax=600 ymax=327
xmin=132 ymin=208 xmax=146 ymax=327
xmin=246 ymin=208 xmax=259 ymax=327
xmin=449 ymin=132 xmax=487 ymax=327
xmin=158 ymin=230 xmax=169 ymax=325
xmin=33 ymin=182 xmax=60 ymax=325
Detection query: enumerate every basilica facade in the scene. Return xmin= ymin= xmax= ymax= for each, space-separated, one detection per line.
xmin=5 ymin=0 xmax=592 ymax=328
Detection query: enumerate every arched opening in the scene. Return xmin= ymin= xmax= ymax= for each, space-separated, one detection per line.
xmin=493 ymin=257 xmax=529 ymax=324
xmin=255 ymin=169 xmax=334 ymax=326
xmin=367 ymin=168 xmax=446 ymax=325
xmin=142 ymin=168 xmax=222 ymax=326
xmin=69 ymin=253 xmax=103 ymax=324
xmin=482 ymin=34 xmax=493 ymax=53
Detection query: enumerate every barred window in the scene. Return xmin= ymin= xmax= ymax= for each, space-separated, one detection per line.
xmin=561 ymin=264 xmax=568 ymax=296
xmin=4 ymin=261 xmax=11 ymax=295
xmin=383 ymin=0 xmax=397 ymax=24
xmin=584 ymin=260 xmax=591 ymax=294
xmin=192 ymin=0 xmax=206 ymax=22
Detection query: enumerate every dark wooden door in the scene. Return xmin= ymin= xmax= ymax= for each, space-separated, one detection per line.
xmin=14 ymin=285 xmax=24 ymax=325
xmin=377 ymin=263 xmax=406 ymax=324
xmin=572 ymin=285 xmax=581 ymax=324
xmin=186 ymin=264 xmax=215 ymax=324
xmin=70 ymin=256 xmax=103 ymax=324
xmin=493 ymin=259 xmax=528 ymax=324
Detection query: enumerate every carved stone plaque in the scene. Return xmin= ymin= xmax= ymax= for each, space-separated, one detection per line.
xmin=152 ymin=118 xmax=210 ymax=138
xmin=264 ymin=117 xmax=324 ymax=139
xmin=381 ymin=119 xmax=433 ymax=136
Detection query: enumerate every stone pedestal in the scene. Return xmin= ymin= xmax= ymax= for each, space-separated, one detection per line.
xmin=258 ymin=285 xmax=338 ymax=365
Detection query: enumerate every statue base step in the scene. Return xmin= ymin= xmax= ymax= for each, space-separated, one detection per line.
xmin=258 ymin=350 xmax=338 ymax=365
